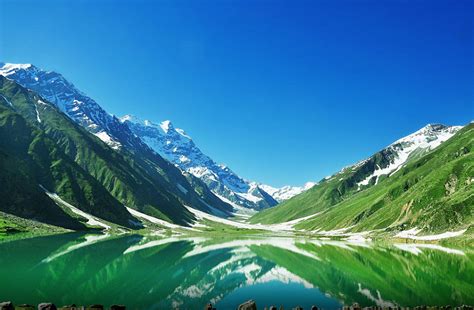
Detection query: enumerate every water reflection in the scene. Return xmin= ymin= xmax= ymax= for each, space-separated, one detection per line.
xmin=0 ymin=234 xmax=472 ymax=309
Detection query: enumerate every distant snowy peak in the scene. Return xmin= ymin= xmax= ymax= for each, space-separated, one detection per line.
xmin=259 ymin=182 xmax=317 ymax=202
xmin=0 ymin=63 xmax=143 ymax=150
xmin=122 ymin=115 xmax=283 ymax=210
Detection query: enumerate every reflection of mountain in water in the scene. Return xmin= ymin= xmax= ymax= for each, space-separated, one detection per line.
xmin=0 ymin=234 xmax=472 ymax=309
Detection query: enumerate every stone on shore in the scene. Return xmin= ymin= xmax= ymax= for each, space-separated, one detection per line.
xmin=238 ymin=300 xmax=257 ymax=310
xmin=0 ymin=301 xmax=14 ymax=310
xmin=38 ymin=303 xmax=57 ymax=310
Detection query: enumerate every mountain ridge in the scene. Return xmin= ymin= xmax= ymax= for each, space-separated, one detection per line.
xmin=0 ymin=62 xmax=234 ymax=220
xmin=121 ymin=114 xmax=315 ymax=211
xmin=251 ymin=123 xmax=464 ymax=225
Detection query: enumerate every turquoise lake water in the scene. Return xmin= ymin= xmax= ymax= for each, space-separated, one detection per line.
xmin=0 ymin=233 xmax=472 ymax=309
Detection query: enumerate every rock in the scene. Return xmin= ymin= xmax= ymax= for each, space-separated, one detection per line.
xmin=352 ymin=303 xmax=361 ymax=310
xmin=204 ymin=304 xmax=216 ymax=310
xmin=238 ymin=300 xmax=257 ymax=310
xmin=38 ymin=303 xmax=57 ymax=310
xmin=445 ymin=173 xmax=458 ymax=195
xmin=311 ymin=306 xmax=318 ymax=310
xmin=110 ymin=306 xmax=126 ymax=310
xmin=16 ymin=304 xmax=35 ymax=310
xmin=270 ymin=306 xmax=277 ymax=310
xmin=292 ymin=307 xmax=303 ymax=310
xmin=87 ymin=305 xmax=104 ymax=310
xmin=59 ymin=305 xmax=77 ymax=310
xmin=0 ymin=301 xmax=14 ymax=310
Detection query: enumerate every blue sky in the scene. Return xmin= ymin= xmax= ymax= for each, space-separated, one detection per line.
xmin=1 ymin=0 xmax=473 ymax=187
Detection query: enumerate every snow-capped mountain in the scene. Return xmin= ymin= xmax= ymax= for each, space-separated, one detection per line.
xmin=0 ymin=62 xmax=237 ymax=218
xmin=329 ymin=123 xmax=462 ymax=189
xmin=0 ymin=62 xmax=312 ymax=214
xmin=258 ymin=182 xmax=317 ymax=202
xmin=121 ymin=115 xmax=284 ymax=211
xmin=0 ymin=63 xmax=140 ymax=150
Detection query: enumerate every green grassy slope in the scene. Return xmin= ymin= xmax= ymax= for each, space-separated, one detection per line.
xmin=252 ymin=124 xmax=473 ymax=234
xmin=250 ymin=145 xmax=413 ymax=225
xmin=294 ymin=124 xmax=473 ymax=233
xmin=0 ymin=85 xmax=139 ymax=229
xmin=0 ymin=76 xmax=193 ymax=227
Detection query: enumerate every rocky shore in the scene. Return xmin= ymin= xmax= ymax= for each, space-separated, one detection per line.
xmin=1 ymin=301 xmax=473 ymax=310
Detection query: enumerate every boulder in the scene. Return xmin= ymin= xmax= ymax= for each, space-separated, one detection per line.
xmin=87 ymin=305 xmax=104 ymax=310
xmin=238 ymin=300 xmax=257 ymax=310
xmin=16 ymin=304 xmax=35 ymax=310
xmin=110 ymin=306 xmax=126 ymax=310
xmin=0 ymin=301 xmax=14 ymax=310
xmin=38 ymin=303 xmax=57 ymax=310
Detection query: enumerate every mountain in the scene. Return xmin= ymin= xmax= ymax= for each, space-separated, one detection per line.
xmin=292 ymin=123 xmax=474 ymax=234
xmin=120 ymin=115 xmax=280 ymax=211
xmin=259 ymin=182 xmax=316 ymax=202
xmin=0 ymin=74 xmax=218 ymax=229
xmin=251 ymin=123 xmax=465 ymax=226
xmin=0 ymin=76 xmax=139 ymax=229
xmin=0 ymin=62 xmax=233 ymax=220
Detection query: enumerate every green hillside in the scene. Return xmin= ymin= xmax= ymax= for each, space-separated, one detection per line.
xmin=0 ymin=79 xmax=139 ymax=229
xmin=0 ymin=76 xmax=195 ymax=227
xmin=253 ymin=124 xmax=473 ymax=234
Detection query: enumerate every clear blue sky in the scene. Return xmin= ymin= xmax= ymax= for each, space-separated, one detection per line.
xmin=1 ymin=0 xmax=473 ymax=187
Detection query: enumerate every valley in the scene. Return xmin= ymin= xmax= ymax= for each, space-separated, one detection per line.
xmin=0 ymin=62 xmax=472 ymax=247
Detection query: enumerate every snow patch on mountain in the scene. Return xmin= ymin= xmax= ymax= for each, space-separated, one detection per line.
xmin=41 ymin=185 xmax=111 ymax=230
xmin=0 ymin=94 xmax=14 ymax=107
xmin=0 ymin=63 xmax=32 ymax=74
xmin=94 ymin=131 xmax=121 ymax=150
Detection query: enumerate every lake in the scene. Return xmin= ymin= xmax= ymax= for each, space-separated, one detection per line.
xmin=0 ymin=233 xmax=472 ymax=309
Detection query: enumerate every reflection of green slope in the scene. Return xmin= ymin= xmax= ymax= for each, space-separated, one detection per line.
xmin=1 ymin=235 xmax=473 ymax=309
xmin=0 ymin=233 xmax=92 ymax=304
xmin=251 ymin=242 xmax=474 ymax=307
xmin=75 ymin=240 xmax=197 ymax=308
xmin=59 ymin=239 xmax=275 ymax=308
xmin=37 ymin=235 xmax=140 ymax=306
